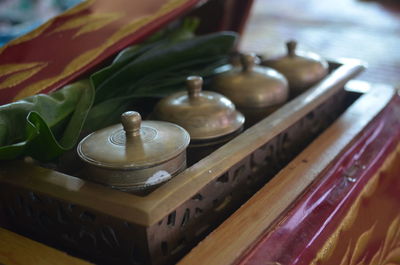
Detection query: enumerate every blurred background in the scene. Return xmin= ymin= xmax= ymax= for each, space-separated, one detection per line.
xmin=0 ymin=0 xmax=81 ymax=46
xmin=240 ymin=0 xmax=400 ymax=87
xmin=1 ymin=0 xmax=399 ymax=87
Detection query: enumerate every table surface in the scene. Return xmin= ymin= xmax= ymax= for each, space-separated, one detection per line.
xmin=0 ymin=227 xmax=91 ymax=265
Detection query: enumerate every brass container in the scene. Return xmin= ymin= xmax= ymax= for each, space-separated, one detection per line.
xmin=152 ymin=76 xmax=245 ymax=164
xmin=213 ymin=53 xmax=289 ymax=126
xmin=262 ymin=40 xmax=329 ymax=97
xmin=77 ymin=111 xmax=190 ymax=193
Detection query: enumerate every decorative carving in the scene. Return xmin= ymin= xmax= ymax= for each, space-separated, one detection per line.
xmin=216 ymin=173 xmax=229 ymax=183
xmin=161 ymin=241 xmax=168 ymax=256
xmin=180 ymin=209 xmax=191 ymax=227
xmin=78 ymin=227 xmax=97 ymax=248
xmin=0 ymin=190 xmax=145 ymax=265
xmin=101 ymin=226 xmax=120 ymax=249
xmin=191 ymin=194 xmax=203 ymax=201
xmin=79 ymin=211 xmax=96 ymax=223
xmin=57 ymin=205 xmax=71 ymax=224
xmin=167 ymin=211 xmax=176 ymax=226
xmin=145 ymin=89 xmax=356 ymax=265
xmin=0 ymin=88 xmax=358 ymax=265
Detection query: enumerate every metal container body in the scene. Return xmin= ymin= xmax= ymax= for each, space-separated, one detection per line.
xmin=262 ymin=41 xmax=329 ymax=97
xmin=82 ymin=152 xmax=187 ymax=193
xmin=153 ymin=76 xmax=245 ymax=141
xmin=153 ymin=76 xmax=245 ymax=164
xmin=77 ymin=112 xmax=190 ymax=193
xmin=213 ymin=54 xmax=289 ymax=126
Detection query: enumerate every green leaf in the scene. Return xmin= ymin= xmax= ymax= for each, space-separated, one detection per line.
xmin=0 ymin=80 xmax=94 ymax=161
xmin=94 ymin=31 xmax=237 ymax=103
xmin=59 ymin=80 xmax=95 ymax=147
xmin=84 ymin=96 xmax=131 ymax=132
xmin=25 ymin=111 xmax=66 ymax=161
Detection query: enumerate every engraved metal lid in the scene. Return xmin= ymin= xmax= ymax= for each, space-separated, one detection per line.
xmin=152 ymin=76 xmax=245 ymax=141
xmin=262 ymin=40 xmax=329 ymax=94
xmin=77 ymin=111 xmax=190 ymax=169
xmin=213 ymin=53 xmax=289 ymax=109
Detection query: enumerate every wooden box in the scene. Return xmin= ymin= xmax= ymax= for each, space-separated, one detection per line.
xmin=0 ymin=1 xmax=383 ymax=265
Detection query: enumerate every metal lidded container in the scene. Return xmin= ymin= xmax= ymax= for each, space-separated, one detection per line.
xmin=152 ymin=76 xmax=245 ymax=164
xmin=262 ymin=40 xmax=329 ymax=97
xmin=77 ymin=111 xmax=190 ymax=193
xmin=213 ymin=53 xmax=289 ymax=126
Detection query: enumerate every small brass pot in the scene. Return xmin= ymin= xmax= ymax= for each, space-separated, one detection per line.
xmin=152 ymin=76 xmax=245 ymax=165
xmin=77 ymin=111 xmax=190 ymax=194
xmin=262 ymin=40 xmax=329 ymax=97
xmin=213 ymin=53 xmax=289 ymax=126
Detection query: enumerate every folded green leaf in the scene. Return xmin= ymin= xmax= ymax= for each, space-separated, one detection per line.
xmin=94 ymin=31 xmax=237 ymax=103
xmin=0 ymin=80 xmax=94 ymax=161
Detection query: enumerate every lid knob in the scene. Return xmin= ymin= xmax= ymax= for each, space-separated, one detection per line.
xmin=121 ymin=111 xmax=141 ymax=137
xmin=241 ymin=53 xmax=257 ymax=72
xmin=286 ymin=40 xmax=297 ymax=57
xmin=187 ymin=76 xmax=203 ymax=100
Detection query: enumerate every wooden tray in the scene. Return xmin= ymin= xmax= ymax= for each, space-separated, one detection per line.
xmin=0 ymin=59 xmax=364 ymax=265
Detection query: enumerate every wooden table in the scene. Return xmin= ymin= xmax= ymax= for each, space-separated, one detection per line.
xmin=0 ymin=227 xmax=91 ymax=265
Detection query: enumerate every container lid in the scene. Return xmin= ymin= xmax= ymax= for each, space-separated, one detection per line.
xmin=77 ymin=111 xmax=190 ymax=169
xmin=153 ymin=76 xmax=245 ymax=141
xmin=213 ymin=53 xmax=288 ymax=108
xmin=262 ymin=40 xmax=328 ymax=91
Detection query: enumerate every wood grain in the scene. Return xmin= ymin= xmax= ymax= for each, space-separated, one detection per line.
xmin=0 ymin=228 xmax=91 ymax=265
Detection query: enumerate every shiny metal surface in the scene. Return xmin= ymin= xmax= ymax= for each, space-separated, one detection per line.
xmin=213 ymin=53 xmax=288 ymax=125
xmin=262 ymin=40 xmax=329 ymax=96
xmin=77 ymin=111 xmax=190 ymax=191
xmin=214 ymin=53 xmax=288 ymax=108
xmin=153 ymin=76 xmax=245 ymax=141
